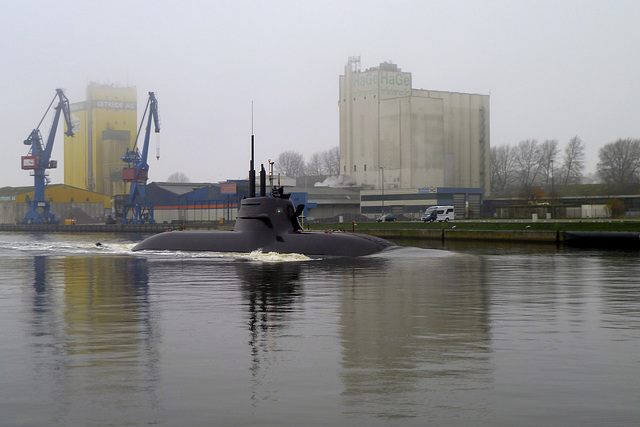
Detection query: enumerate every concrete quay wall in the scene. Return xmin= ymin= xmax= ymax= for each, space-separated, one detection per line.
xmin=358 ymin=229 xmax=561 ymax=244
xmin=0 ymin=224 xmax=172 ymax=233
xmin=0 ymin=224 xmax=561 ymax=244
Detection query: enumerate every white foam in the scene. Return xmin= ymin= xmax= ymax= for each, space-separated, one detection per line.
xmin=128 ymin=247 xmax=312 ymax=262
xmin=238 ymin=249 xmax=312 ymax=262
xmin=0 ymin=239 xmax=137 ymax=256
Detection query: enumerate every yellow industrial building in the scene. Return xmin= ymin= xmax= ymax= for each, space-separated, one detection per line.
xmin=0 ymin=184 xmax=111 ymax=224
xmin=65 ymin=84 xmax=137 ymax=197
xmin=11 ymin=184 xmax=110 ymax=206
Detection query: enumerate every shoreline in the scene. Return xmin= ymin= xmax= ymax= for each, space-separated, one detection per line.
xmin=2 ymin=223 xmax=638 ymax=248
xmin=0 ymin=223 xmax=173 ymax=233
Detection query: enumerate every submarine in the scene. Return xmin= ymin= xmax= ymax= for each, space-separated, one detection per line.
xmin=132 ymin=138 xmax=396 ymax=257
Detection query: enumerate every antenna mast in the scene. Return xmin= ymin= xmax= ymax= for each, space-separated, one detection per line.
xmin=249 ymin=101 xmax=256 ymax=198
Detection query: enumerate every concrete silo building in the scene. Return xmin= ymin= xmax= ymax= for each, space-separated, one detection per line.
xmin=339 ymin=57 xmax=490 ymax=217
xmin=64 ymin=84 xmax=137 ymax=197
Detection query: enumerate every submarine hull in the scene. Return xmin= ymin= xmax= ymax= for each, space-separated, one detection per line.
xmin=132 ymin=195 xmax=397 ymax=257
xmin=132 ymin=229 xmax=396 ymax=257
xmin=132 ymin=138 xmax=397 ymax=257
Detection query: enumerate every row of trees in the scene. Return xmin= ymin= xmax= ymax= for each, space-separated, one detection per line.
xmin=275 ymin=146 xmax=339 ymax=178
xmin=492 ymin=137 xmax=640 ymax=197
xmin=168 ymin=137 xmax=640 ymax=195
xmin=490 ymin=136 xmax=586 ymax=196
xmin=166 ymin=147 xmax=339 ymax=183
xmin=167 ymin=171 xmax=190 ymax=182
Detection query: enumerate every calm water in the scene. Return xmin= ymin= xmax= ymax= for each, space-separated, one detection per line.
xmin=1 ymin=232 xmax=639 ymax=426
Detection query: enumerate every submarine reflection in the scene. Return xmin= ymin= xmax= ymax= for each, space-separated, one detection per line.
xmin=236 ymin=261 xmax=305 ymax=404
xmin=28 ymin=255 xmax=160 ymax=424
xmin=233 ymin=250 xmax=494 ymax=420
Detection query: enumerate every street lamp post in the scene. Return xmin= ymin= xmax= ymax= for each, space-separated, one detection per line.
xmin=550 ymin=159 xmax=555 ymax=218
xmin=550 ymin=159 xmax=554 ymax=197
xmin=380 ymin=166 xmax=385 ymax=214
xmin=268 ymin=160 xmax=275 ymax=189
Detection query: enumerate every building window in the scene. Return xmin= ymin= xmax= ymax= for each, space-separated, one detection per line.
xmin=364 ymin=164 xmax=367 ymax=171
xmin=353 ymin=165 xmax=357 ymax=172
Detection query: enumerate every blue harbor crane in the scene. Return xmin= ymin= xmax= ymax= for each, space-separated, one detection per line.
xmin=121 ymin=91 xmax=160 ymax=224
xmin=21 ymin=89 xmax=74 ymax=224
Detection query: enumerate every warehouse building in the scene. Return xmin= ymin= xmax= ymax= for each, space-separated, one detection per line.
xmin=339 ymin=57 xmax=490 ymax=218
xmin=0 ymin=185 xmax=111 ymax=224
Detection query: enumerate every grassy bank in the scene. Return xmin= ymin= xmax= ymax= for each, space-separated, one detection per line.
xmin=307 ymin=220 xmax=640 ymax=233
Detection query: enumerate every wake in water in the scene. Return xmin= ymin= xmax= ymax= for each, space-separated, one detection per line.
xmin=137 ymin=248 xmax=312 ymax=263
xmin=0 ymin=234 xmax=452 ymax=262
xmin=369 ymin=245 xmax=455 ymax=259
xmin=0 ymin=235 xmax=312 ymax=263
xmin=0 ymin=238 xmax=136 ymax=256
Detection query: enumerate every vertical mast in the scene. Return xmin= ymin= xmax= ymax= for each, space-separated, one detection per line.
xmin=249 ymin=102 xmax=256 ymax=198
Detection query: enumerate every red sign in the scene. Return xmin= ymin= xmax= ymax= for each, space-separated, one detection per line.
xmin=220 ymin=182 xmax=237 ymax=194
xmin=21 ymin=156 xmax=38 ymax=170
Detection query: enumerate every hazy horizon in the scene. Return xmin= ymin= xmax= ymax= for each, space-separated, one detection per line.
xmin=2 ymin=0 xmax=639 ymax=188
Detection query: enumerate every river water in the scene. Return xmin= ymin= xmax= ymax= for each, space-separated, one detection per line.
xmin=0 ymin=232 xmax=639 ymax=426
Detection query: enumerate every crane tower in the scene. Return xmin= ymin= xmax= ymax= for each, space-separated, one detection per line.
xmin=21 ymin=89 xmax=74 ymax=224
xmin=121 ymin=91 xmax=160 ymax=224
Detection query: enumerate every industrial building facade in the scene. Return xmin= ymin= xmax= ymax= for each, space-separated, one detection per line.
xmin=64 ymin=84 xmax=137 ymax=197
xmin=339 ymin=57 xmax=490 ymax=216
xmin=0 ymin=184 xmax=111 ymax=224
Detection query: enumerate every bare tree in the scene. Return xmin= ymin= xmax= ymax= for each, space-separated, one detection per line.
xmin=167 ymin=171 xmax=190 ymax=182
xmin=539 ymin=139 xmax=560 ymax=187
xmin=322 ymin=146 xmax=340 ymax=175
xmin=490 ymin=145 xmax=517 ymax=194
xmin=560 ymin=135 xmax=585 ymax=186
xmin=490 ymin=136 xmax=587 ymax=194
xmin=515 ymin=139 xmax=542 ymax=194
xmin=303 ymin=146 xmax=340 ymax=177
xmin=597 ymin=138 xmax=640 ymax=188
xmin=276 ymin=150 xmax=305 ymax=178
xmin=306 ymin=152 xmax=325 ymax=176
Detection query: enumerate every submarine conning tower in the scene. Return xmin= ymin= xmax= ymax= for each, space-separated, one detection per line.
xmin=240 ymin=142 xmax=304 ymax=234
xmin=235 ymin=196 xmax=302 ymax=234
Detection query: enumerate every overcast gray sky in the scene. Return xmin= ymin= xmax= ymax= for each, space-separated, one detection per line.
xmin=2 ymin=0 xmax=639 ymax=188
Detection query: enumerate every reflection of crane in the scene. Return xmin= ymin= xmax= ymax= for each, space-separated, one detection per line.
xmin=21 ymin=89 xmax=74 ymax=224
xmin=121 ymin=92 xmax=160 ymax=224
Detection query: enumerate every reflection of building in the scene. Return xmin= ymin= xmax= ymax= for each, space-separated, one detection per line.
xmin=63 ymin=257 xmax=149 ymax=355
xmin=339 ymin=57 xmax=490 ymax=217
xmin=64 ymin=84 xmax=137 ymax=196
xmin=339 ymin=256 xmax=492 ymax=417
xmin=27 ymin=255 xmax=159 ymax=422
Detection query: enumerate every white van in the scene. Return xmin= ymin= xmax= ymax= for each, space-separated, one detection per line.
xmin=421 ymin=205 xmax=454 ymax=222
